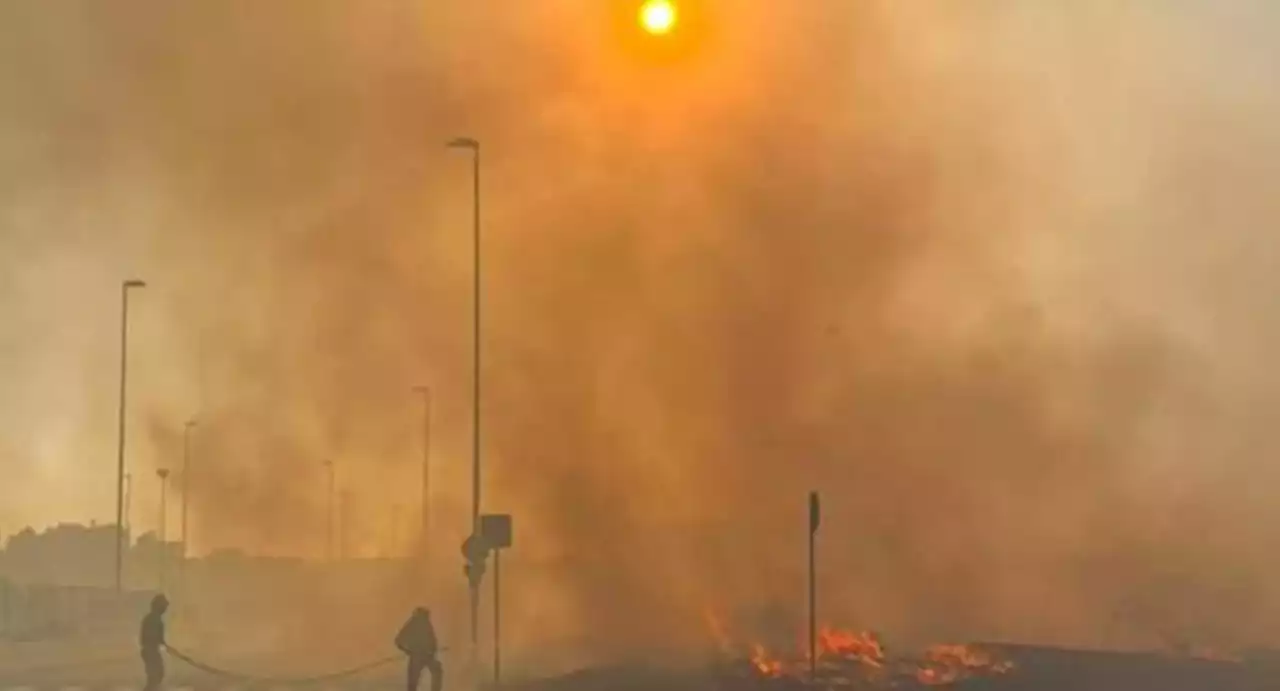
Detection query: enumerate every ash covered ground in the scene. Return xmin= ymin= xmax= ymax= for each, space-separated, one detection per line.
xmin=508 ymin=642 xmax=1274 ymax=691
xmin=4 ymin=625 xmax=1275 ymax=691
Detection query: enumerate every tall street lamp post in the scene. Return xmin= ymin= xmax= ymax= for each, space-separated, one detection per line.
xmin=115 ymin=278 xmax=147 ymax=593
xmin=179 ymin=419 xmax=197 ymax=595
xmin=447 ymin=136 xmax=482 ymax=533
xmin=156 ymin=468 xmax=170 ymax=591
xmin=447 ymin=135 xmax=483 ymax=665
xmin=124 ymin=472 xmax=133 ymax=533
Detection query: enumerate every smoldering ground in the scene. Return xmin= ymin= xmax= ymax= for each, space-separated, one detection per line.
xmin=2 ymin=0 xmax=1280 ymax=674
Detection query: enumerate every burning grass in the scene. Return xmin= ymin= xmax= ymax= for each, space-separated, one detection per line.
xmin=707 ymin=611 xmax=1015 ymax=688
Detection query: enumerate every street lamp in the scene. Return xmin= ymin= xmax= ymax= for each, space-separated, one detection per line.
xmin=180 ymin=419 xmax=197 ymax=591
xmin=156 ymin=468 xmax=170 ymax=592
xmin=124 ymin=472 xmax=133 ymax=533
xmin=411 ymin=385 xmax=432 ymax=565
xmin=115 ymin=278 xmax=146 ymax=593
xmin=323 ymin=460 xmax=336 ymax=562
xmin=447 ymin=134 xmax=483 ymax=663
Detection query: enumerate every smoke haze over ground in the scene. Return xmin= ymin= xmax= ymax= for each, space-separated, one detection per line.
xmin=2 ymin=0 xmax=1280 ymax=672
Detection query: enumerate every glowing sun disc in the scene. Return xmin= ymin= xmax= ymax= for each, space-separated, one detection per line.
xmin=639 ymin=0 xmax=677 ymax=35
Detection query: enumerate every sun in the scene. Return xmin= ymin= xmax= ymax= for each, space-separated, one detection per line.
xmin=638 ymin=0 xmax=678 ymax=36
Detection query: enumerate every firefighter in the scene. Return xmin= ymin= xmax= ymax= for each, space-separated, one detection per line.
xmin=396 ymin=607 xmax=444 ymax=691
xmin=140 ymin=593 xmax=169 ymax=691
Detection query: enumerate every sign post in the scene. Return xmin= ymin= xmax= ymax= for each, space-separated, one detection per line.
xmin=480 ymin=514 xmax=513 ymax=688
xmin=494 ymin=549 xmax=502 ymax=685
xmin=808 ymin=491 xmax=821 ymax=684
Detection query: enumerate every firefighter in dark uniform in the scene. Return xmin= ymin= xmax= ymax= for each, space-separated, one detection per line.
xmin=396 ymin=607 xmax=443 ymax=691
xmin=140 ymin=594 xmax=169 ymax=691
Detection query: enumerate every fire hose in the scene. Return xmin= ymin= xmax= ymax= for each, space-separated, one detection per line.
xmin=166 ymin=645 xmax=447 ymax=685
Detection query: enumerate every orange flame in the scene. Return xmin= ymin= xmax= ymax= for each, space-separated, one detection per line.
xmin=915 ymin=644 xmax=1015 ymax=685
xmin=750 ymin=643 xmax=785 ymax=677
xmin=817 ymin=627 xmax=887 ymax=667
xmin=700 ymin=611 xmax=1015 ymax=686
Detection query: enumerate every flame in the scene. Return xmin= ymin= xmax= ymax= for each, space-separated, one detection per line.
xmin=915 ymin=644 xmax=1015 ymax=686
xmin=699 ymin=610 xmax=1015 ymax=687
xmin=750 ymin=643 xmax=785 ymax=678
xmin=817 ymin=627 xmax=887 ymax=667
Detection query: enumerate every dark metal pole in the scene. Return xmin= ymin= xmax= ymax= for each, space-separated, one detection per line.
xmin=180 ymin=420 xmax=196 ymax=595
xmin=115 ymin=284 xmax=129 ymax=593
xmin=808 ymin=491 xmax=820 ymax=685
xmin=115 ymin=279 xmax=145 ymax=593
xmin=494 ymin=548 xmax=501 ymax=688
xmin=470 ymin=143 xmax=483 ymax=669
xmin=449 ymin=135 xmax=483 ymax=674
xmin=124 ymin=472 xmax=133 ymax=533
xmin=157 ymin=469 xmax=170 ymax=592
xmin=472 ymin=143 xmax=482 ymax=536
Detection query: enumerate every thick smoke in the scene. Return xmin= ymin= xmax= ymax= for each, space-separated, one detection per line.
xmin=2 ymin=0 xmax=1280 ymax=672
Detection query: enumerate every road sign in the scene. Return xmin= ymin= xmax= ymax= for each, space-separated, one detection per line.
xmin=480 ymin=514 xmax=513 ymax=549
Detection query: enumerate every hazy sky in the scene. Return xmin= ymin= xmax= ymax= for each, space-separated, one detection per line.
xmin=2 ymin=0 xmax=1280 ymax=663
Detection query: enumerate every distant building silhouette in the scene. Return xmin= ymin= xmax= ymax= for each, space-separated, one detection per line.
xmin=0 ymin=522 xmax=435 ymax=651
xmin=3 ymin=523 xmax=122 ymax=586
